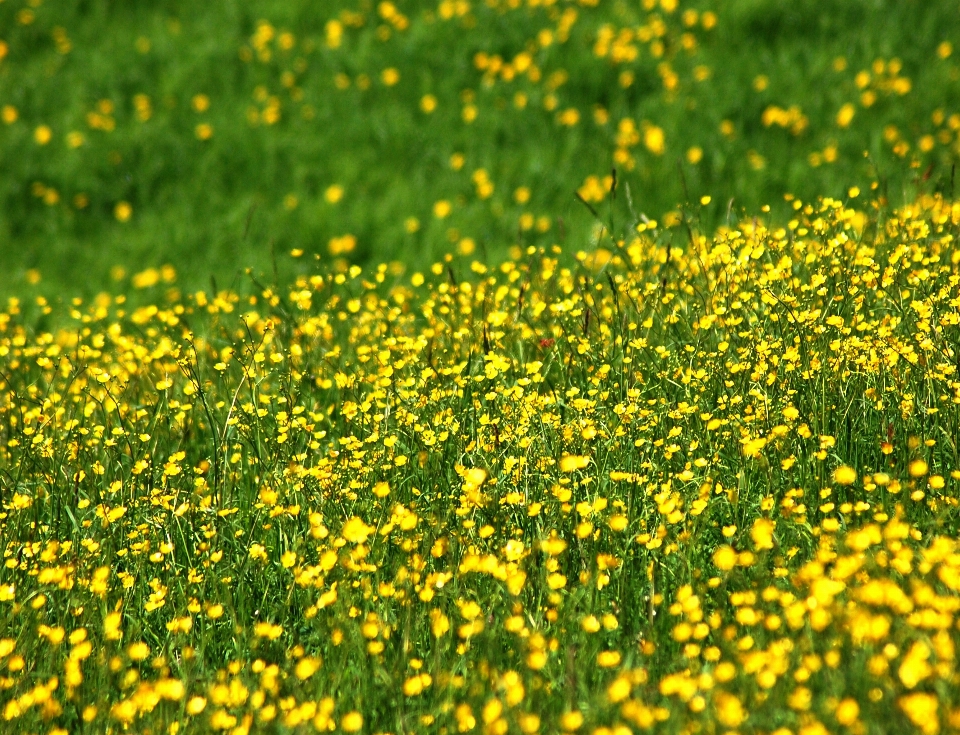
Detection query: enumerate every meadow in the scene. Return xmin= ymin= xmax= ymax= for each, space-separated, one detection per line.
xmin=3 ymin=1 xmax=960 ymax=734
xmin=4 ymin=194 xmax=960 ymax=734
xmin=0 ymin=0 xmax=958 ymax=292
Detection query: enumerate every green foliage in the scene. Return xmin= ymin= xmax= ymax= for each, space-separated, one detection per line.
xmin=0 ymin=0 xmax=958 ymax=293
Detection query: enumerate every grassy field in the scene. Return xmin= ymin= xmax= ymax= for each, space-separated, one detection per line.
xmin=3 ymin=195 xmax=960 ymax=733
xmin=4 ymin=1 xmax=960 ymax=734
xmin=0 ymin=0 xmax=958 ymax=293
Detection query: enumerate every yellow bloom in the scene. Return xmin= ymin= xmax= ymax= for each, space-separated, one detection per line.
xmin=295 ymin=656 xmax=321 ymax=680
xmin=835 ymin=698 xmax=859 ymax=726
xmin=104 ymin=611 xmax=123 ymax=641
xmin=341 ymin=516 xmax=373 ymax=544
xmin=715 ymin=692 xmax=745 ymax=727
xmin=34 ymin=125 xmax=52 ymax=144
xmin=560 ymin=711 xmax=584 ymax=731
xmin=899 ymin=641 xmax=932 ymax=688
xmin=581 ymin=615 xmax=601 ymax=633
xmin=253 ymin=622 xmax=283 ymax=640
xmin=833 ymin=465 xmax=858 ymax=485
xmin=597 ymin=650 xmax=621 ymax=667
xmin=127 ymin=641 xmax=150 ymax=661
xmin=464 ymin=467 xmax=487 ymax=486
xmin=341 ymin=711 xmax=363 ymax=732
xmin=643 ymin=124 xmax=665 ymax=155
xmin=430 ymin=609 xmax=450 ymax=638
xmin=607 ymin=675 xmax=631 ymax=703
xmin=713 ymin=545 xmax=737 ymax=571
xmin=836 ymin=103 xmax=856 ymax=128
xmin=325 ymin=184 xmax=344 ymax=203
xmin=381 ymin=67 xmax=400 ymax=86
xmin=898 ymin=693 xmax=939 ymax=735
xmin=114 ymin=201 xmax=133 ymax=222
xmin=750 ymin=518 xmax=775 ymax=550
xmin=403 ymin=674 xmax=431 ymax=696
xmin=559 ymin=455 xmax=590 ymax=473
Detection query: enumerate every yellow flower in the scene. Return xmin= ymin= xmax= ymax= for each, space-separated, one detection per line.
xmin=341 ymin=516 xmax=373 ymax=544
xmin=559 ymin=455 xmax=590 ymax=473
xmin=833 ymin=465 xmax=858 ymax=485
xmin=459 ymin=600 xmax=482 ymax=620
xmin=750 ymin=518 xmax=775 ymax=550
xmin=560 ymin=711 xmax=584 ymax=731
xmin=34 ymin=125 xmax=52 ymax=144
xmin=295 ymin=656 xmax=321 ymax=680
xmin=898 ymin=641 xmax=932 ymax=688
xmin=341 ymin=711 xmax=363 ymax=732
xmin=104 ymin=611 xmax=123 ymax=640
xmin=581 ymin=615 xmax=600 ymax=633
xmin=127 ymin=641 xmax=150 ymax=661
xmin=464 ymin=467 xmax=487 ymax=486
xmin=403 ymin=674 xmax=428 ymax=696
xmin=558 ymin=108 xmax=580 ymax=126
xmin=430 ymin=609 xmax=450 ymax=638
xmin=325 ymin=184 xmax=344 ymax=204
xmin=909 ymin=459 xmax=929 ymax=478
xmin=253 ymin=622 xmax=283 ymax=640
xmin=899 ymin=694 xmax=940 ymax=734
xmin=114 ymin=201 xmax=133 ymax=222
xmin=714 ymin=692 xmax=745 ymax=727
xmin=643 ymin=124 xmax=665 ymax=155
xmin=597 ymin=650 xmax=621 ymax=667
xmin=713 ymin=545 xmax=737 ymax=571
xmin=607 ymin=675 xmax=631 ymax=703
xmin=527 ymin=650 xmax=547 ymax=670
xmin=836 ymin=103 xmax=855 ymax=128
xmin=519 ymin=714 xmax=540 ymax=733
xmin=381 ymin=67 xmax=400 ymax=86
xmin=835 ymin=698 xmax=860 ymax=726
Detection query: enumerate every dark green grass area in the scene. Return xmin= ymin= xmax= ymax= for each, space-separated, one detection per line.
xmin=0 ymin=0 xmax=958 ymax=295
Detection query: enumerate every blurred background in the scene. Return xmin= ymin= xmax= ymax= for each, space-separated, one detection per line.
xmin=0 ymin=0 xmax=957 ymax=295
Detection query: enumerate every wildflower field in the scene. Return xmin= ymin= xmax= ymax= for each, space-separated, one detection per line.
xmin=1 ymin=0 xmax=959 ymax=291
xmin=4 ymin=2 xmax=960 ymax=735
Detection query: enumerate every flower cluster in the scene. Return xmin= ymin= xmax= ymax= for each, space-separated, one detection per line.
xmin=2 ymin=192 xmax=960 ymax=733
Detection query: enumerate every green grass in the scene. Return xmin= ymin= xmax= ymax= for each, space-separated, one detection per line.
xmin=0 ymin=0 xmax=958 ymax=295
xmin=4 ymin=2 xmax=960 ymax=731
